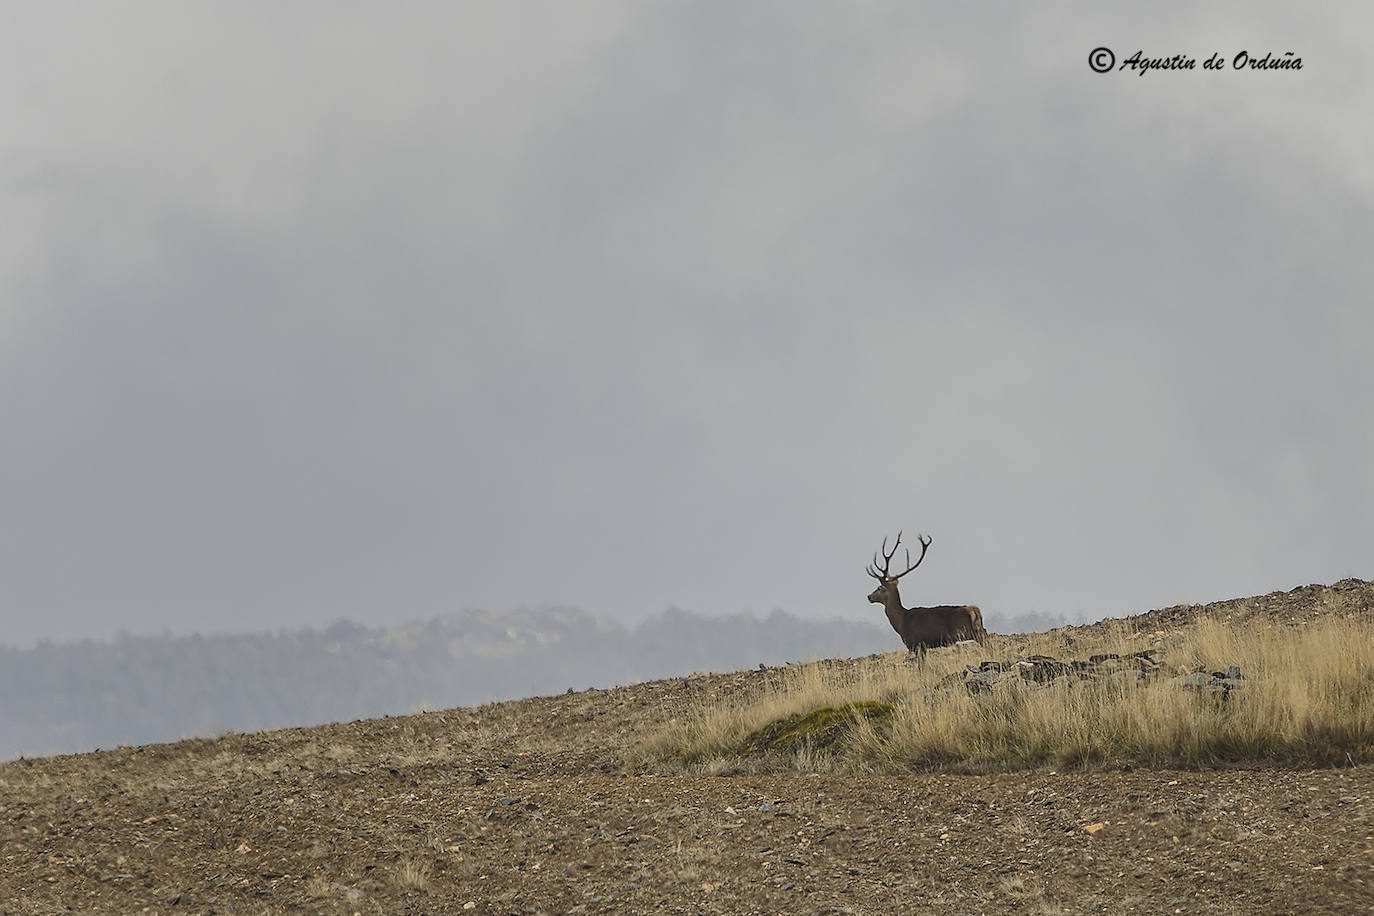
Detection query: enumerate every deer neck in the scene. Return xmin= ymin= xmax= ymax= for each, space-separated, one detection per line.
xmin=881 ymin=581 xmax=908 ymax=624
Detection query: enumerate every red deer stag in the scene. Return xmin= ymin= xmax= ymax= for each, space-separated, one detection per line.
xmin=866 ymin=531 xmax=985 ymax=654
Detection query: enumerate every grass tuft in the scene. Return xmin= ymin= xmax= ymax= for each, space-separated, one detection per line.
xmin=396 ymin=856 xmax=432 ymax=891
xmin=729 ymin=700 xmax=894 ymax=759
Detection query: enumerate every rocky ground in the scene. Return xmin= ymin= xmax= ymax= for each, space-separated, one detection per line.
xmin=3 ymin=579 xmax=1373 ymax=914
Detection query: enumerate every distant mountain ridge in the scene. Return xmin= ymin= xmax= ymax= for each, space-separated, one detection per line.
xmin=1 ymin=605 xmax=1068 ymax=760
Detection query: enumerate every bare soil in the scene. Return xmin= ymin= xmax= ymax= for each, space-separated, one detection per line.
xmin=3 ymin=580 xmax=1373 ymax=914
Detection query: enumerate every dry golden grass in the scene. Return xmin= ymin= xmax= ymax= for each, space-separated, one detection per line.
xmin=639 ymin=613 xmax=1374 ymax=773
xmin=638 ymin=652 xmax=932 ymax=773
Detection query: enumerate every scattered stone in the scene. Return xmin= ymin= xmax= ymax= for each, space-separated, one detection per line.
xmin=1174 ymin=668 xmax=1245 ymax=697
xmin=943 ymin=651 xmax=1165 ymax=692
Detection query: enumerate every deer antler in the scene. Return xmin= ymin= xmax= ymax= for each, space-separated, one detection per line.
xmin=865 ymin=530 xmax=931 ymax=580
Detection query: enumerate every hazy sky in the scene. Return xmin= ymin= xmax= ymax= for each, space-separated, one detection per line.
xmin=3 ymin=3 xmax=1371 ymax=647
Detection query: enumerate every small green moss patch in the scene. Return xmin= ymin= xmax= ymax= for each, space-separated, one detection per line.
xmin=730 ymin=700 xmax=894 ymax=759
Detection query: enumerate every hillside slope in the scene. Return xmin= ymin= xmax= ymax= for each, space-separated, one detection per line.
xmin=2 ymin=579 xmax=1372 ymax=914
xmin=0 ymin=606 xmax=902 ymax=759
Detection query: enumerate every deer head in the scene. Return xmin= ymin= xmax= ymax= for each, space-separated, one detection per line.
xmin=865 ymin=530 xmax=931 ymax=608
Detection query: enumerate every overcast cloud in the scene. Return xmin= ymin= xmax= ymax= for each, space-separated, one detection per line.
xmin=2 ymin=2 xmax=1371 ymax=647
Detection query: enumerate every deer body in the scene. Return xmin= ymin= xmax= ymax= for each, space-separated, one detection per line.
xmin=867 ymin=578 xmax=985 ymax=652
xmin=865 ymin=531 xmax=986 ymax=654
